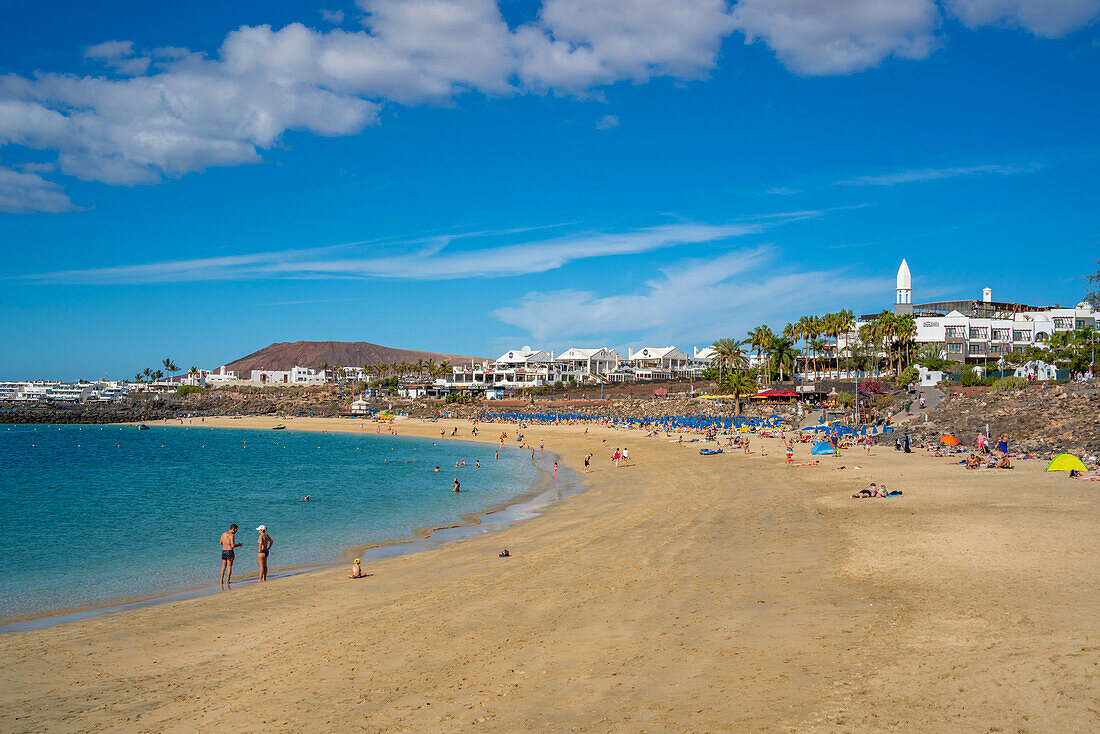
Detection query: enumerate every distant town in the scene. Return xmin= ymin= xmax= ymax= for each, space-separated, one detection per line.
xmin=3 ymin=260 xmax=1097 ymax=405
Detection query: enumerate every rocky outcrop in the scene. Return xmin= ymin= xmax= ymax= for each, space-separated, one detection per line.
xmin=890 ymin=383 xmax=1100 ymax=458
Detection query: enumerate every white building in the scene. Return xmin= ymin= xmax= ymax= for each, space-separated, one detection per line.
xmin=249 ymin=366 xmax=326 ymax=386
xmin=890 ymin=260 xmax=1096 ymax=366
xmin=628 ymin=347 xmax=690 ymax=380
xmin=205 ymin=366 xmax=240 ymax=385
xmin=554 ymin=347 xmax=622 ymax=378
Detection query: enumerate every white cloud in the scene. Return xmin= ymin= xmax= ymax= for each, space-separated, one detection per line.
xmin=320 ymin=8 xmax=346 ymax=24
xmin=945 ymin=0 xmax=1100 ymax=37
xmin=730 ymin=0 xmax=940 ymax=74
xmin=2 ymin=0 xmax=1093 ymax=208
xmin=515 ymin=0 xmax=735 ymax=90
xmin=84 ymin=40 xmax=136 ymax=60
xmin=492 ymin=247 xmax=884 ymax=343
xmin=18 ymin=216 xmax=808 ymax=283
xmin=0 ymin=165 xmax=75 ymax=213
xmin=595 ymin=114 xmax=619 ymax=129
xmin=84 ymin=39 xmax=151 ymax=76
xmin=835 ymin=162 xmax=1041 ymax=186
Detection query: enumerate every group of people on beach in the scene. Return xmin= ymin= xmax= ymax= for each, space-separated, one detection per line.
xmin=219 ymin=524 xmax=273 ymax=586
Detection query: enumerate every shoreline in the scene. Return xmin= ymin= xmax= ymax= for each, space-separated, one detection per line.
xmin=3 ymin=417 xmax=1097 ymax=731
xmin=0 ymin=420 xmax=580 ymax=633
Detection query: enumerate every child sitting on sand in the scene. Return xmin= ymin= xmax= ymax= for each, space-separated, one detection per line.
xmin=349 ymin=559 xmax=364 ymax=578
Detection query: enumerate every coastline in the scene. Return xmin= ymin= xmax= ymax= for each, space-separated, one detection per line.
xmin=2 ymin=417 xmax=1097 ymax=732
xmin=0 ymin=421 xmax=580 ymax=633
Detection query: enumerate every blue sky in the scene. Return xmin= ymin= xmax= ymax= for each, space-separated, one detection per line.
xmin=1 ymin=0 xmax=1098 ymax=380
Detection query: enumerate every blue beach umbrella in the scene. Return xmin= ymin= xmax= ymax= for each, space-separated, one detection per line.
xmin=810 ymin=441 xmax=835 ymax=456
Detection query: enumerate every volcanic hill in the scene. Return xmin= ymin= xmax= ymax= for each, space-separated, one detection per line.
xmin=224 ymin=341 xmax=482 ymax=374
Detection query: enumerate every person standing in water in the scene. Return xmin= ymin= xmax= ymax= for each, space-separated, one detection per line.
xmin=256 ymin=525 xmax=274 ymax=581
xmin=219 ymin=524 xmax=242 ymax=586
xmin=453 ymin=477 xmax=461 ymax=492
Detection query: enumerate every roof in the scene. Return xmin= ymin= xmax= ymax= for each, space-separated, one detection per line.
xmin=556 ymin=347 xmax=619 ymax=360
xmin=632 ymin=346 xmax=687 ymax=360
xmin=897 ymin=259 xmax=911 ymax=290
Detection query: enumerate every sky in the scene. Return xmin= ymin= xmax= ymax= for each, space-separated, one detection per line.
xmin=1 ymin=0 xmax=1098 ymax=380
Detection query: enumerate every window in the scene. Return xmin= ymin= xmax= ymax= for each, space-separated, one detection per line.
xmin=1013 ymin=330 xmax=1030 ymax=341
xmin=946 ymin=342 xmax=963 ymax=354
xmin=989 ymin=344 xmax=1003 ymax=354
xmin=968 ymin=344 xmax=983 ymax=355
xmin=945 ymin=326 xmax=965 ymax=338
xmin=1053 ymin=317 xmax=1075 ymax=330
xmin=992 ymin=329 xmax=1010 ymax=341
xmin=969 ymin=327 xmax=988 ymax=340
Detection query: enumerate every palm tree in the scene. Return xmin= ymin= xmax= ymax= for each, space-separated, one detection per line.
xmin=782 ymin=323 xmax=799 ymax=380
xmin=725 ymin=370 xmax=756 ymax=415
xmin=142 ymin=367 xmax=153 ymax=382
xmin=319 ymin=361 xmax=331 ymax=383
xmin=710 ymin=338 xmax=749 ymax=380
xmin=834 ymin=309 xmax=855 ymax=378
xmin=188 ymin=366 xmax=199 ymax=384
xmin=153 ymin=369 xmax=164 ymax=382
xmin=133 ymin=372 xmax=143 ymax=384
xmin=895 ymin=314 xmax=917 ymax=370
xmin=875 ymin=310 xmax=897 ymax=376
xmin=163 ymin=358 xmax=178 ymax=381
xmin=747 ymin=325 xmax=774 ymax=383
xmin=768 ymin=336 xmax=798 ymax=382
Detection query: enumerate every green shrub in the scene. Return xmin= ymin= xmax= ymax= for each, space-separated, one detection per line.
xmin=960 ymin=371 xmax=984 ymax=387
xmin=991 ymin=376 xmax=1028 ymax=392
xmin=835 ymin=391 xmax=856 ymax=407
xmin=898 ymin=366 xmax=919 ymax=386
xmin=177 ymin=385 xmax=210 ymax=397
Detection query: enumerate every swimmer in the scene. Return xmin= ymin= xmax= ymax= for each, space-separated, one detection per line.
xmin=452 ymin=478 xmax=460 ymax=493
xmin=475 ymin=460 xmax=480 ymax=469
xmin=434 ymin=466 xmax=440 ymax=472
xmin=298 ymin=495 xmax=310 ymax=502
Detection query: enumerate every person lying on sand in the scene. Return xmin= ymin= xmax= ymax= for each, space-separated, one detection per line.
xmin=851 ymin=483 xmax=901 ymax=498
xmin=852 ymin=483 xmax=885 ymax=498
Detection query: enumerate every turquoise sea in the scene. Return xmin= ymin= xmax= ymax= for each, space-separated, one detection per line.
xmin=0 ymin=424 xmax=543 ymax=623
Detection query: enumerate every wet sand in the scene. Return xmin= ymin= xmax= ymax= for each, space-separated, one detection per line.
xmin=2 ymin=416 xmax=1097 ymax=732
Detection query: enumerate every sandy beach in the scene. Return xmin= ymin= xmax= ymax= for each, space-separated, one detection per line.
xmin=2 ymin=416 xmax=1097 ymax=733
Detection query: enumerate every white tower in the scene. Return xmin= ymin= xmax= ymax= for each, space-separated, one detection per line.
xmin=895 ymin=259 xmax=912 ymax=314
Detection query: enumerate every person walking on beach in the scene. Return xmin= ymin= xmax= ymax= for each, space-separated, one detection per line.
xmin=622 ymin=447 xmax=629 ymax=465
xmin=583 ymin=452 xmax=592 ymax=473
xmin=256 ymin=525 xmax=274 ymax=582
xmin=219 ymin=524 xmax=242 ymax=585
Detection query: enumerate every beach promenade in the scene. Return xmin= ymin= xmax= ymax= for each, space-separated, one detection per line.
xmin=1 ymin=417 xmax=1097 ymax=732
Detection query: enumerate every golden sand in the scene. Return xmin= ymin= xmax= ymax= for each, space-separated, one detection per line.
xmin=1 ymin=416 xmax=1097 ymax=732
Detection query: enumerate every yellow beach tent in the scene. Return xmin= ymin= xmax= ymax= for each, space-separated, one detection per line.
xmin=1046 ymin=453 xmax=1088 ymax=472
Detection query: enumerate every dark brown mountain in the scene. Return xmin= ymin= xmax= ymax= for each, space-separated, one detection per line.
xmin=224 ymin=341 xmax=482 ymax=374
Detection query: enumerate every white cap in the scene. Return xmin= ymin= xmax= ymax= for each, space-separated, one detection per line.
xmin=256 ymin=525 xmax=267 ymax=531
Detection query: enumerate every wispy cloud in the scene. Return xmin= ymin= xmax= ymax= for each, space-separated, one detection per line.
xmin=595 ymin=114 xmax=620 ymax=130
xmin=492 ymin=246 xmax=886 ymax=345
xmin=835 ymin=162 xmax=1042 ymax=187
xmin=17 ymin=214 xmax=818 ymax=284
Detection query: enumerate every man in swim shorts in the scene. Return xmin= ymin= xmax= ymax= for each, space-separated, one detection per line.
xmin=256 ymin=525 xmax=274 ymax=581
xmin=219 ymin=523 xmax=242 ymax=585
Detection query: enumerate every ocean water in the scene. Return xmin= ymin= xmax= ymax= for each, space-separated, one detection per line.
xmin=0 ymin=424 xmax=543 ymax=622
